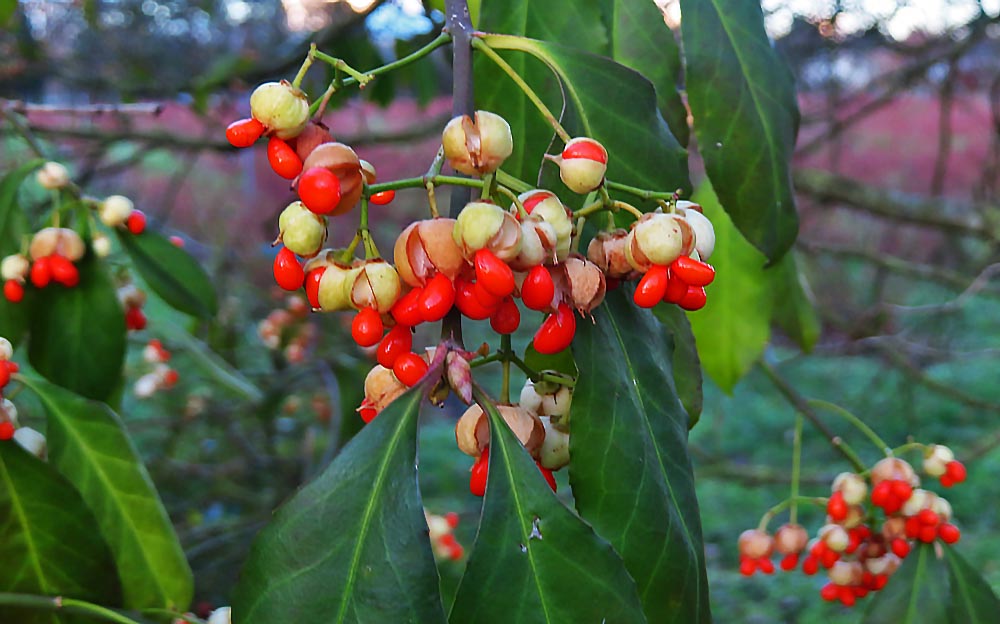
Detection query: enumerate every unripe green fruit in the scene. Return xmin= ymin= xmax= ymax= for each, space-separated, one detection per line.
xmin=348 ymin=260 xmax=401 ymax=313
xmin=442 ymin=111 xmax=513 ymax=176
xmin=546 ymin=138 xmax=609 ymax=194
xmin=453 ymin=201 xmax=521 ymax=261
xmin=100 ymin=195 xmax=134 ymax=227
xmin=250 ymin=81 xmax=310 ymax=139
xmin=278 ymin=201 xmax=327 ymax=257
xmin=317 ymin=263 xmax=358 ymax=312
xmin=538 ymin=416 xmax=570 ymax=470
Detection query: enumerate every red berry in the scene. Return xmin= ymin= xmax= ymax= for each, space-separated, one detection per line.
xmin=4 ymin=280 xmax=23 ymax=303
xmin=939 ymin=475 xmax=955 ymax=488
xmin=758 ymin=558 xmax=775 ymax=574
xmin=802 ymin=556 xmax=819 ymax=575
xmin=871 ymin=480 xmax=890 ymax=507
xmin=445 ymin=512 xmax=459 ymax=528
xmin=225 ymin=117 xmax=265 ymax=148
xmin=663 ymin=271 xmax=688 ymax=304
xmin=819 ymin=583 xmax=839 ymax=601
xmin=30 ymin=257 xmax=52 ymax=288
xmin=490 ymin=297 xmax=520 ymax=334
xmin=125 ymin=306 xmax=147 ymax=330
xmin=369 ymin=190 xmax=396 ymax=205
xmin=393 ymin=352 xmax=427 ymax=387
xmin=521 ymin=265 xmax=555 ymax=311
xmin=267 ymin=136 xmax=303 ymax=180
xmin=521 ymin=191 xmax=555 ymax=215
xmin=634 ymin=265 xmax=669 ymax=308
xmin=163 ymin=369 xmax=179 ymax=387
xmin=49 ymin=255 xmax=79 ymax=287
xmin=391 ymin=288 xmax=424 ymax=327
xmin=127 ymin=210 xmax=147 ymax=234
xmin=455 ymin=278 xmax=495 ymax=320
xmin=169 ymin=235 xmax=185 ymax=247
xmin=739 ymin=558 xmax=755 ymax=576
xmin=917 ymin=509 xmax=939 ymax=526
xmin=821 ymin=549 xmax=839 ymax=568
xmin=827 ymin=491 xmax=848 ymax=522
xmin=470 ymin=449 xmax=489 ymax=497
xmin=918 ymin=526 xmax=937 ymax=543
xmin=891 ymin=480 xmax=913 ymax=501
xmin=358 ymin=400 xmax=377 ymax=424
xmin=449 ymin=544 xmax=464 ymax=560
xmin=905 ymin=516 xmax=921 ymax=539
xmin=439 ymin=534 xmax=457 ymax=548
xmin=873 ymin=574 xmax=888 ymax=590
xmin=419 ymin=273 xmax=455 ymax=323
xmin=377 ymin=325 xmax=412 ymax=369
xmin=298 ymin=167 xmax=342 ymax=215
xmin=474 ymin=249 xmax=515 ymax=298
xmin=472 ymin=281 xmax=503 ymax=309
xmin=891 ymin=538 xmax=910 ymax=558
xmin=0 ymin=421 xmax=14 ymax=440
xmin=562 ymin=138 xmax=608 ymax=164
xmin=780 ymin=554 xmax=799 ymax=571
xmin=938 ymin=523 xmax=961 ymax=544
xmin=671 ymin=255 xmax=715 ymax=287
xmin=678 ymin=286 xmax=708 ymax=311
xmin=273 ymin=247 xmax=305 ymax=291
xmin=533 ymin=303 xmax=577 ymax=354
xmin=838 ymin=587 xmax=856 ymax=607
xmin=351 ymin=307 xmax=384 ymax=347
xmin=305 ymin=267 xmax=325 ymax=308
xmin=0 ymin=366 xmax=9 ymax=388
xmin=944 ymin=461 xmax=966 ymax=484
xmin=536 ymin=461 xmax=557 ymax=492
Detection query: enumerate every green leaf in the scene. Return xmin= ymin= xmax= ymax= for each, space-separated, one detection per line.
xmin=605 ymin=0 xmax=688 ymax=146
xmin=687 ymin=181 xmax=774 ymax=392
xmin=0 ymin=444 xmax=120 ymax=624
xmin=116 ymin=230 xmax=217 ymax=319
xmin=232 ymin=389 xmax=446 ymax=624
xmin=571 ymin=289 xmax=710 ymax=623
xmin=27 ymin=253 xmax=125 ymax=401
xmin=0 ymin=159 xmax=43 ymax=347
xmin=680 ymin=0 xmax=799 ymax=262
xmin=652 ymin=305 xmax=703 ymax=427
xmin=523 ymin=343 xmax=578 ymax=380
xmin=942 ymin=546 xmax=1000 ymax=622
xmin=862 ymin=543 xmax=949 ymax=624
xmin=771 ymin=253 xmax=821 ymax=352
xmin=0 ymin=0 xmax=17 ymax=27
xmin=475 ymin=32 xmax=688 ymax=201
xmin=449 ymin=389 xmax=647 ymax=623
xmin=18 ymin=376 xmax=193 ymax=611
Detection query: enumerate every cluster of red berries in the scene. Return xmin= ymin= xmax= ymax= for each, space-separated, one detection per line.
xmin=740 ymin=451 xmax=967 ymax=607
xmin=426 ymin=510 xmax=465 ymax=561
xmin=0 ymin=337 xmax=20 ymax=441
xmin=257 ymin=295 xmax=316 ymax=364
xmin=133 ymin=339 xmax=180 ymax=399
xmin=2 ymin=227 xmax=86 ymax=303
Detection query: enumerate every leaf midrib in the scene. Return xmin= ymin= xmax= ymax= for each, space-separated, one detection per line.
xmin=31 ymin=384 xmax=173 ymax=606
xmin=0 ymin=451 xmax=52 ymax=595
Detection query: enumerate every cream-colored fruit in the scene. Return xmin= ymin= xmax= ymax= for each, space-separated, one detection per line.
xmin=774 ymin=523 xmax=808 ymax=554
xmin=100 ymin=195 xmax=134 ymax=227
xmin=871 ymin=457 xmax=919 ymax=487
xmin=922 ymin=444 xmax=954 ymax=477
xmin=317 ymin=263 xmax=358 ymax=312
xmin=828 ymin=561 xmax=863 ymax=587
xmin=364 ymin=364 xmax=407 ymax=414
xmin=250 ymin=81 xmax=310 ymax=139
xmin=29 ymin=228 xmax=85 ymax=262
xmin=36 ymin=162 xmax=69 ymax=190
xmin=538 ymin=416 xmax=570 ymax=470
xmin=677 ymin=202 xmax=716 ymax=261
xmin=833 ymin=472 xmax=868 ymax=506
xmin=453 ymin=202 xmax=521 ymax=261
xmin=13 ymin=427 xmax=46 ymax=458
xmin=0 ymin=398 xmax=17 ymax=426
xmin=518 ymin=191 xmax=573 ymax=261
xmin=626 ymin=212 xmax=694 ymax=270
xmin=738 ymin=529 xmax=774 ymax=559
xmin=278 ymin=202 xmax=327 ymax=257
xmin=348 ymin=260 xmax=401 ymax=313
xmin=442 ymin=111 xmax=513 ymax=176
xmin=393 ymin=219 xmax=466 ymax=287
xmin=819 ymin=524 xmax=849 ymax=552
xmin=207 ymin=607 xmax=232 ymax=624
xmin=1 ymin=254 xmax=29 ymax=282
xmin=454 ymin=404 xmax=544 ymax=458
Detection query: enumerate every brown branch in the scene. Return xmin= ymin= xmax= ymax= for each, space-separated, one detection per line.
xmin=793 ymin=168 xmax=999 ymax=239
xmin=0 ymin=100 xmax=164 ymax=116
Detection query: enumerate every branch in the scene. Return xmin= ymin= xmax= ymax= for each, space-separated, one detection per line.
xmin=793 ymin=168 xmax=998 ymax=239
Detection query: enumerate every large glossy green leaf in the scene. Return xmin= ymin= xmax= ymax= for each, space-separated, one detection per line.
xmin=18 ymin=376 xmax=193 ymax=611
xmin=475 ymin=32 xmax=688 ymax=200
xmin=449 ymin=389 xmax=647 ymax=623
xmin=571 ymin=289 xmax=710 ymax=623
xmin=862 ymin=543 xmax=949 ymax=624
xmin=652 ymin=305 xmax=702 ymax=427
xmin=0 ymin=444 xmax=120 ymax=624
xmin=116 ymin=230 xmax=217 ymax=319
xmin=605 ymin=0 xmax=688 ymax=146
xmin=0 ymin=159 xmax=43 ymax=347
xmin=27 ymin=254 xmax=125 ymax=401
xmin=771 ymin=252 xmax=821 ymax=352
xmin=942 ymin=546 xmax=1000 ymax=623
xmin=232 ymin=389 xmax=446 ymax=624
xmin=680 ymin=0 xmax=799 ymax=261
xmin=687 ymin=182 xmax=774 ymax=392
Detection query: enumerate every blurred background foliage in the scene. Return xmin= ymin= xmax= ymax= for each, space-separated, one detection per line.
xmin=2 ymin=0 xmax=1000 ymax=621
